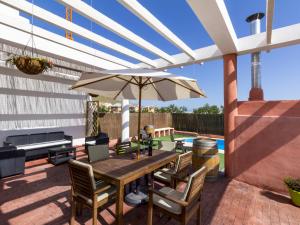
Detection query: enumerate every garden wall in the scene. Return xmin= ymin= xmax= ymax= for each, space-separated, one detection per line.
xmin=172 ymin=113 xmax=224 ymax=135
xmin=98 ymin=113 xmax=224 ymax=139
xmin=232 ymin=100 xmax=300 ymax=193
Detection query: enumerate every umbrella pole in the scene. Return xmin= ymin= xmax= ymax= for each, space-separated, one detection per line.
xmin=137 ymin=82 xmax=142 ymax=160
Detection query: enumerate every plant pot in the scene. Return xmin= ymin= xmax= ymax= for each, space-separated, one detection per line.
xmin=288 ymin=188 xmax=300 ymax=207
xmin=7 ymin=56 xmax=53 ymax=75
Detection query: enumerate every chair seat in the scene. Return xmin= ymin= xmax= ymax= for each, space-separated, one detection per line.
xmin=154 ymin=171 xmax=171 ymax=183
xmin=153 ymin=187 xmax=184 ymax=215
xmin=76 ymin=183 xmax=116 ymax=206
xmin=154 ymin=167 xmax=176 ymax=183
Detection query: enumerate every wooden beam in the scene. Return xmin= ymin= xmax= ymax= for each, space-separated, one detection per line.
xmin=138 ymin=23 xmax=300 ymax=69
xmin=56 ymin=0 xmax=175 ymax=64
xmin=118 ymin=0 xmax=197 ymax=59
xmin=0 ymin=23 xmax=127 ymax=70
xmin=0 ymin=15 xmax=136 ymax=69
xmin=266 ymin=0 xmax=275 ymax=44
xmin=0 ymin=0 xmax=157 ymax=67
xmin=187 ymin=0 xmax=237 ymax=54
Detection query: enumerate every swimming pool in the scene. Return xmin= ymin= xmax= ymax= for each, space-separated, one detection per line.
xmin=183 ymin=137 xmax=224 ymax=150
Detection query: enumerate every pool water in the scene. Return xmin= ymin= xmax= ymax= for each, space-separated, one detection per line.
xmin=183 ymin=138 xmax=224 ymax=150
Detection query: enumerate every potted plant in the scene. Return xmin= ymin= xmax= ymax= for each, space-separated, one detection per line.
xmin=6 ymin=55 xmax=53 ymax=75
xmin=284 ymin=177 xmax=300 ymax=207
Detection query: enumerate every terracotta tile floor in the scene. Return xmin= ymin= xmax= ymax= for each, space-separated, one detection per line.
xmin=0 ymin=150 xmax=299 ymax=225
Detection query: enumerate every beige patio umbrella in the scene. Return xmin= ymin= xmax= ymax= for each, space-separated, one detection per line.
xmin=71 ymin=68 xmax=205 ymax=159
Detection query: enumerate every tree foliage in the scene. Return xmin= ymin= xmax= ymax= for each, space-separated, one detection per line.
xmin=98 ymin=105 xmax=109 ymax=113
xmin=193 ymin=104 xmax=223 ymax=114
xmin=155 ymin=104 xmax=187 ymax=113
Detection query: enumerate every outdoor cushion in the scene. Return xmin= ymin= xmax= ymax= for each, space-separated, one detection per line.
xmin=6 ymin=135 xmax=29 ymax=146
xmin=76 ymin=185 xmax=116 ymax=206
xmin=87 ymin=144 xmax=109 ymax=162
xmin=16 ymin=140 xmax=71 ymax=150
xmin=0 ymin=146 xmax=16 ymax=152
xmin=153 ymin=187 xmax=184 ymax=215
xmin=158 ymin=141 xmax=176 ymax=152
xmin=85 ymin=140 xmax=96 ymax=145
xmin=28 ymin=133 xmax=48 ymax=144
xmin=47 ymin=132 xmax=65 ymax=142
xmin=154 ymin=170 xmax=172 ymax=183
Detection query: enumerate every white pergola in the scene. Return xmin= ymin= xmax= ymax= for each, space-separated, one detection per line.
xmin=0 ymin=0 xmax=298 ymax=72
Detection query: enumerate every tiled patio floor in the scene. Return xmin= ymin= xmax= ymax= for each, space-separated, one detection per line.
xmin=0 ymin=150 xmax=299 ymax=225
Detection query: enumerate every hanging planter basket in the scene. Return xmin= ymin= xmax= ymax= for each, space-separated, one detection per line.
xmin=6 ymin=55 xmax=53 ymax=75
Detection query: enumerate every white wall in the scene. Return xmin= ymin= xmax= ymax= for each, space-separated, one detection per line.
xmin=0 ymin=66 xmax=88 ymax=146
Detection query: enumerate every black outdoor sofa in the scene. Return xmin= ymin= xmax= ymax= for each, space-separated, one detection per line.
xmin=0 ymin=146 xmax=25 ymax=178
xmin=3 ymin=132 xmax=73 ymax=161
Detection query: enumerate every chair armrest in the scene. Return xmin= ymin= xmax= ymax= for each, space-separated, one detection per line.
xmin=159 ymin=169 xmax=176 ymax=175
xmin=172 ymin=176 xmax=189 ymax=183
xmin=3 ymin=141 xmax=13 ymax=147
xmin=94 ymin=183 xmax=113 ymax=194
xmin=149 ymin=188 xmax=188 ymax=207
xmin=0 ymin=149 xmax=25 ymax=159
xmin=64 ymin=135 xmax=73 ymax=142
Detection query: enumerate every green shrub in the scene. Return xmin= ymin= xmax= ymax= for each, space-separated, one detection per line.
xmin=284 ymin=177 xmax=300 ymax=192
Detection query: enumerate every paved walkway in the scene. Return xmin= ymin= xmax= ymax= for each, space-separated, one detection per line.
xmin=0 ymin=150 xmax=299 ymax=225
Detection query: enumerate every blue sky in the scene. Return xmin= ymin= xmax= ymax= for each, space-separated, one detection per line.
xmin=24 ymin=0 xmax=300 ymax=111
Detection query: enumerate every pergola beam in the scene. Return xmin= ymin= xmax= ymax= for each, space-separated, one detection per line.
xmin=138 ymin=23 xmax=300 ymax=69
xmin=266 ymin=0 xmax=275 ymax=44
xmin=0 ymin=23 xmax=127 ymax=70
xmin=56 ymin=0 xmax=175 ymax=64
xmin=0 ymin=0 xmax=157 ymax=67
xmin=0 ymin=15 xmax=136 ymax=69
xmin=187 ymin=0 xmax=237 ymax=54
xmin=118 ymin=0 xmax=197 ymax=59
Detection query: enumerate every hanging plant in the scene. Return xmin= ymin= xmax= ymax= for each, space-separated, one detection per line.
xmin=5 ymin=0 xmax=53 ymax=75
xmin=6 ymin=55 xmax=53 ymax=75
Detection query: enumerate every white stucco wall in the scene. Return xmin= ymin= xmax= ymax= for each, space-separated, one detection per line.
xmin=0 ymin=66 xmax=88 ymax=146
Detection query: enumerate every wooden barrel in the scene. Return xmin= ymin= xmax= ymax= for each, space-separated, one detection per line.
xmin=192 ymin=138 xmax=218 ymax=155
xmin=192 ymin=139 xmax=219 ymax=180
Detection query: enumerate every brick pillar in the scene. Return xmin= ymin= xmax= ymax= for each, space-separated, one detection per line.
xmin=223 ymin=54 xmax=238 ymax=177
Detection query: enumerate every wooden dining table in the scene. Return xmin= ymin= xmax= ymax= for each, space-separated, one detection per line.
xmin=84 ymin=150 xmax=177 ymax=225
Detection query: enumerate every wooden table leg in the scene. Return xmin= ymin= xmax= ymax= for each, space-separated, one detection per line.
xmin=116 ymin=182 xmax=124 ymax=225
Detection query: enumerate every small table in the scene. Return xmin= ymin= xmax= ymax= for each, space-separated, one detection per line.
xmin=48 ymin=146 xmax=76 ymax=165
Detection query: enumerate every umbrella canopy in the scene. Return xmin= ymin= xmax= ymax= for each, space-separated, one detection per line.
xmin=71 ymin=68 xmax=205 ymax=159
xmin=71 ymin=69 xmax=205 ymax=101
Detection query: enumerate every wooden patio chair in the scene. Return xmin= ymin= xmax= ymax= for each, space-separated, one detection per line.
xmin=147 ymin=166 xmax=207 ymax=225
xmin=154 ymin=151 xmax=192 ymax=188
xmin=68 ymin=159 xmax=116 ymax=225
xmin=87 ymin=144 xmax=109 ymax=163
xmin=156 ymin=140 xmax=176 ymax=152
xmin=116 ymin=141 xmax=137 ymax=155
xmin=170 ymin=133 xmax=184 ymax=152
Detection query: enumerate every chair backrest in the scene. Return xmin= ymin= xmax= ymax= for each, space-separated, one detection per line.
xmin=174 ymin=151 xmax=192 ymax=173
xmin=116 ymin=141 xmax=134 ymax=154
xmin=140 ymin=129 xmax=149 ymax=140
xmin=87 ymin=144 xmax=109 ymax=163
xmin=181 ymin=166 xmax=206 ymax=202
xmin=170 ymin=133 xmax=175 ymax=142
xmin=158 ymin=141 xmax=176 ymax=152
xmin=68 ymin=160 xmax=96 ymax=199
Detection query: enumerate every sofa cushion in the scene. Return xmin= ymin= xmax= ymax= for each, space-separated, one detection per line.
xmin=6 ymin=135 xmax=29 ymax=146
xmin=28 ymin=133 xmax=48 ymax=144
xmin=16 ymin=140 xmax=71 ymax=150
xmin=0 ymin=146 xmax=17 ymax=152
xmin=47 ymin=132 xmax=65 ymax=141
